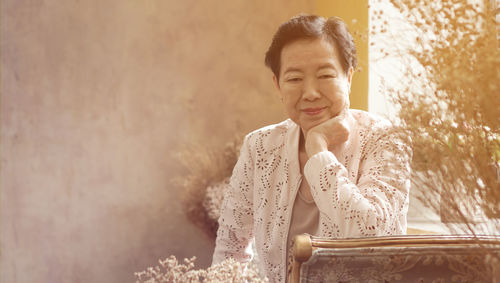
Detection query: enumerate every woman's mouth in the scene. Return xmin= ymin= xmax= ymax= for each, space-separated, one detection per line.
xmin=302 ymin=107 xmax=325 ymax=116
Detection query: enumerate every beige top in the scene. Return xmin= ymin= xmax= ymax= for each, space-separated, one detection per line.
xmin=286 ymin=180 xmax=320 ymax=276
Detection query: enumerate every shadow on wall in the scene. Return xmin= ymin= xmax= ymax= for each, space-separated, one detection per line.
xmin=0 ymin=0 xmax=313 ymax=282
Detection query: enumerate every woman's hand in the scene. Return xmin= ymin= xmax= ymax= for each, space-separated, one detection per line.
xmin=305 ymin=107 xmax=350 ymax=158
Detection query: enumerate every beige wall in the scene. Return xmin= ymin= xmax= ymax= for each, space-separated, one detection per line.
xmin=0 ymin=1 xmax=313 ymax=282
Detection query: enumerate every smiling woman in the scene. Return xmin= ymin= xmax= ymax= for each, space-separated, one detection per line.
xmin=212 ymin=14 xmax=412 ymax=282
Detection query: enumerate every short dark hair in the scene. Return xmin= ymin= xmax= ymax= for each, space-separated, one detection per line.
xmin=264 ymin=14 xmax=357 ymax=80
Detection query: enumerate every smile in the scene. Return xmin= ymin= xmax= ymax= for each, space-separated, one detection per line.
xmin=302 ymin=107 xmax=325 ymax=116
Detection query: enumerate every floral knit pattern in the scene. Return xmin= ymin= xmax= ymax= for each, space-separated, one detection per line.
xmin=212 ymin=110 xmax=411 ymax=282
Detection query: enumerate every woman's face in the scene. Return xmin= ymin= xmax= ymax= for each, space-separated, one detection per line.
xmin=275 ymin=37 xmax=353 ymax=133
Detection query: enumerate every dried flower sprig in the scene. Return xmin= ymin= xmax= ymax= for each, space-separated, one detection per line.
xmin=371 ymin=0 xmax=500 ymax=236
xmin=135 ymin=256 xmax=268 ymax=283
xmin=203 ymin=178 xmax=230 ymax=223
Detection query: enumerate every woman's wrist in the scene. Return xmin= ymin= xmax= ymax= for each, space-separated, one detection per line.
xmin=305 ymin=132 xmax=328 ymax=157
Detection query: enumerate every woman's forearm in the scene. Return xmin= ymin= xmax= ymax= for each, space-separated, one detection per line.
xmin=304 ymin=143 xmax=410 ymax=236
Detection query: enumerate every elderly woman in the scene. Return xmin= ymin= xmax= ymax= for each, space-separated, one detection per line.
xmin=213 ymin=14 xmax=411 ymax=282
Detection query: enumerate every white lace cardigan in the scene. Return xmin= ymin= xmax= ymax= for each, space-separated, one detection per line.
xmin=212 ymin=109 xmax=411 ymax=282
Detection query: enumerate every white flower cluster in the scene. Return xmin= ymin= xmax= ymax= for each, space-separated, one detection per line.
xmin=203 ymin=179 xmax=230 ymax=222
xmin=135 ymin=256 xmax=267 ymax=283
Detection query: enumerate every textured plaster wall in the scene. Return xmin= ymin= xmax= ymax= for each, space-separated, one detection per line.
xmin=1 ymin=1 xmax=314 ymax=282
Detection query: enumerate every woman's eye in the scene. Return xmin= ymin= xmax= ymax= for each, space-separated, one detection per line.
xmin=286 ymin=77 xmax=302 ymax=82
xmin=319 ymin=74 xmax=335 ymax=79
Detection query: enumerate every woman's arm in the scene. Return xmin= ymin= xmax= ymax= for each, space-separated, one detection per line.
xmin=212 ymin=135 xmax=255 ymax=264
xmin=304 ymin=128 xmax=411 ymax=237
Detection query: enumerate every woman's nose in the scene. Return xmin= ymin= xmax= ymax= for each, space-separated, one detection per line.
xmin=302 ymin=79 xmax=321 ymax=101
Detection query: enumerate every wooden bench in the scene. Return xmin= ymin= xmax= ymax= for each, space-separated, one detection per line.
xmin=290 ymin=234 xmax=500 ymax=282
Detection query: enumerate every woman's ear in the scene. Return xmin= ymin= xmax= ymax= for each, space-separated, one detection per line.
xmin=272 ymin=75 xmax=284 ymax=102
xmin=347 ymin=67 xmax=354 ymax=91
xmin=272 ymin=75 xmax=280 ymax=90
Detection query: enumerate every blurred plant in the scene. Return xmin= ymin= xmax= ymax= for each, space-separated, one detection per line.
xmin=140 ymin=138 xmax=263 ymax=282
xmin=135 ymin=256 xmax=267 ymax=283
xmin=371 ymin=0 xmax=500 ymax=235
xmin=172 ymin=137 xmax=241 ymax=240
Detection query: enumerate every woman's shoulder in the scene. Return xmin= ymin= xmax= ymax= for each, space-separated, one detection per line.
xmin=349 ymin=109 xmax=393 ymax=132
xmin=349 ymin=110 xmax=407 ymax=155
xmin=243 ymin=119 xmax=295 ymax=148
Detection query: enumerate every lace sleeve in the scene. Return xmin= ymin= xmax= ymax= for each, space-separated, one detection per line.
xmin=212 ymin=135 xmax=255 ymax=264
xmin=303 ymin=129 xmax=411 ymax=237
